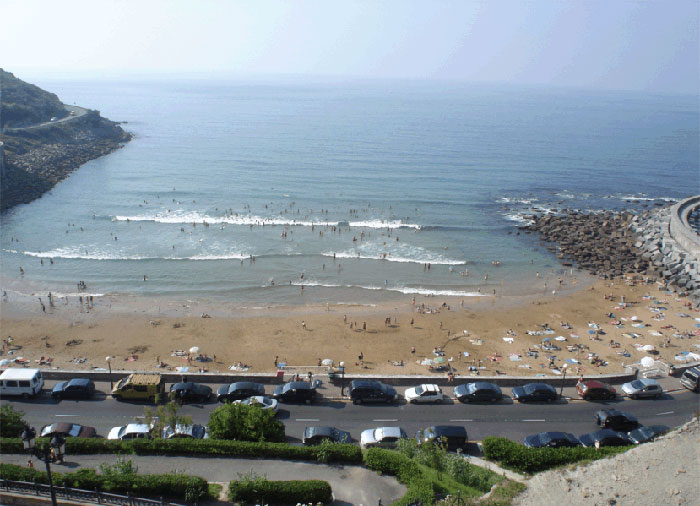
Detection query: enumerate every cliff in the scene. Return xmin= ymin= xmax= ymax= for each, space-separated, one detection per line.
xmin=0 ymin=69 xmax=132 ymax=211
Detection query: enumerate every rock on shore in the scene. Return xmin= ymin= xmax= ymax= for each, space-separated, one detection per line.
xmin=522 ymin=210 xmax=648 ymax=278
xmin=1 ymin=70 xmax=132 ymax=211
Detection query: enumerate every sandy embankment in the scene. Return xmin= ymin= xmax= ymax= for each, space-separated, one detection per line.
xmin=1 ymin=278 xmax=699 ymax=377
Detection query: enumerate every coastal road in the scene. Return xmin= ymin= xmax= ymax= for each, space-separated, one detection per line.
xmin=4 ymin=385 xmax=697 ymax=444
xmin=2 ymin=104 xmax=88 ymax=132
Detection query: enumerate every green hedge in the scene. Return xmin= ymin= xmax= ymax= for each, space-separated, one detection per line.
xmin=0 ymin=437 xmax=362 ymax=464
xmin=482 ymin=436 xmax=633 ymax=474
xmin=228 ymin=479 xmax=332 ymax=504
xmin=0 ymin=463 xmax=208 ymax=504
xmin=363 ymin=448 xmax=434 ymax=506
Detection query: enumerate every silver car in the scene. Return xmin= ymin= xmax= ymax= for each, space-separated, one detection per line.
xmin=621 ymin=379 xmax=662 ymax=399
xmin=162 ymin=423 xmax=209 ymax=439
xmin=360 ymin=426 xmax=407 ymax=449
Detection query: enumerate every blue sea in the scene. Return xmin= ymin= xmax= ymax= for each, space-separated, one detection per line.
xmin=1 ymin=79 xmax=698 ymax=305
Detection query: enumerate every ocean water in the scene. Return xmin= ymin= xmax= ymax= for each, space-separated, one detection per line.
xmin=1 ymin=79 xmax=698 ymax=305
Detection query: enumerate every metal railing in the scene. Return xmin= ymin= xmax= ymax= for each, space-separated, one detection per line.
xmin=0 ymin=479 xmax=186 ymax=506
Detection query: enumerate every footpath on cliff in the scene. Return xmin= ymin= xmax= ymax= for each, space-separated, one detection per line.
xmin=0 ymin=68 xmax=132 ymax=211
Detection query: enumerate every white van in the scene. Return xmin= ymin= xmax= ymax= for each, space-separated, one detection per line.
xmin=0 ymin=368 xmax=44 ymax=398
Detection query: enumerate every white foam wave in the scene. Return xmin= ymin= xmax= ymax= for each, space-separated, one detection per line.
xmin=502 ymin=213 xmax=535 ymax=226
xmin=10 ymin=248 xmax=248 ymax=261
xmin=113 ymin=211 xmax=420 ymax=229
xmin=291 ymin=280 xmax=485 ymax=297
xmin=321 ymin=251 xmax=464 ymax=265
xmin=615 ymin=195 xmax=677 ymax=202
xmin=497 ymin=197 xmax=538 ymax=205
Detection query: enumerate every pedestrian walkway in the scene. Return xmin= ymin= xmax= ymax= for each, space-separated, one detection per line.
xmin=1 ymin=454 xmax=406 ymax=506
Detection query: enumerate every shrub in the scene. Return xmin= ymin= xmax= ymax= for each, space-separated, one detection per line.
xmin=482 ymin=436 xmax=632 ymax=474
xmin=228 ymin=475 xmax=332 ymax=504
xmin=363 ymin=448 xmax=433 ymax=505
xmin=0 ymin=437 xmax=362 ymax=464
xmin=0 ymin=463 xmax=208 ymax=504
xmin=0 ymin=405 xmax=26 ymax=438
xmin=209 ymin=403 xmax=285 ymax=442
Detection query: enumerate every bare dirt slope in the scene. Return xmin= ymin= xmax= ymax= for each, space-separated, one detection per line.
xmin=514 ymin=417 xmax=700 ymax=506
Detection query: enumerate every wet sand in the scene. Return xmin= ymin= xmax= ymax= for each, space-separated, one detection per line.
xmin=1 ymin=278 xmax=699 ymax=378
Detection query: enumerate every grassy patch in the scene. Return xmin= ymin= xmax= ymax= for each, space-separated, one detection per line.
xmin=208 ymin=483 xmax=223 ymax=500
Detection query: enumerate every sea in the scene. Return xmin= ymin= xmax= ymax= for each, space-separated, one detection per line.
xmin=1 ymin=78 xmax=698 ymax=307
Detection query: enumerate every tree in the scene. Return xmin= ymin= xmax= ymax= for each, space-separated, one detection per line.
xmin=208 ymin=403 xmax=285 ymax=442
xmin=143 ymin=401 xmax=192 ymax=438
xmin=0 ymin=404 xmax=26 ymax=438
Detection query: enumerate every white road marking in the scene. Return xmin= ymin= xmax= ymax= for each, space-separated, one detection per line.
xmin=373 ymin=419 xmax=398 ymax=422
xmin=296 ymin=418 xmax=320 ymax=422
xmin=656 ymin=411 xmax=674 ymax=416
xmin=450 ymin=419 xmax=473 ymax=422
xmin=522 ymin=419 xmax=545 ymax=422
xmin=55 ymin=414 xmax=78 ymax=417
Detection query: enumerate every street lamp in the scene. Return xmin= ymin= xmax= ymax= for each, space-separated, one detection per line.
xmin=106 ymin=356 xmax=113 ymax=389
xmin=21 ymin=425 xmax=65 ymax=506
xmin=560 ymin=363 xmax=569 ymax=397
xmin=339 ymin=361 xmax=346 ymax=396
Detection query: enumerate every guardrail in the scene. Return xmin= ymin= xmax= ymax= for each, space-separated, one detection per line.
xmin=0 ymin=479 xmax=185 ymax=506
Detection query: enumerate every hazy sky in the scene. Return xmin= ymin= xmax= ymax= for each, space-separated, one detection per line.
xmin=3 ymin=0 xmax=698 ymax=93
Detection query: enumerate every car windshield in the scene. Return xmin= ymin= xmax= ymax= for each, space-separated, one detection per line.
xmin=415 ymin=386 xmax=424 ymax=395
xmin=68 ymin=424 xmax=81 ymax=437
xmin=523 ymin=384 xmax=539 ymax=394
xmin=630 ymin=380 xmax=645 ymax=389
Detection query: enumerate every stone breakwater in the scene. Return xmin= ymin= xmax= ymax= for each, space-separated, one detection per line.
xmin=1 ymin=110 xmax=132 ymax=211
xmin=631 ymin=197 xmax=700 ymax=303
xmin=523 ymin=200 xmax=700 ymax=304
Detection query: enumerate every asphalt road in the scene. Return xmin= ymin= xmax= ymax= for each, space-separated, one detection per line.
xmin=3 ymin=380 xmax=697 ymax=444
xmin=3 ymin=104 xmax=87 ymax=132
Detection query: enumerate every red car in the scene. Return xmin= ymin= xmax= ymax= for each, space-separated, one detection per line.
xmin=577 ymin=381 xmax=616 ymax=401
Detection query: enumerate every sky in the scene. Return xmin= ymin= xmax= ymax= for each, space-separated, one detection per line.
xmin=2 ymin=0 xmax=698 ymax=93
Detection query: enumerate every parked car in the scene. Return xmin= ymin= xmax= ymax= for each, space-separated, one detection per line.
xmin=404 ymin=384 xmax=444 ymax=404
xmin=107 ymin=423 xmax=152 ymax=440
xmin=111 ymin=373 xmax=164 ymax=402
xmin=523 ymin=431 xmax=581 ymax=448
xmin=578 ymin=429 xmax=631 ymax=448
xmin=621 ymin=379 xmax=663 ymax=399
xmin=348 ymin=380 xmax=398 ymax=404
xmin=0 ymin=368 xmax=44 ymax=398
xmin=360 ymin=426 xmax=408 ymax=449
xmin=511 ymin=383 xmax=558 ymax=403
xmin=594 ymin=409 xmax=640 ymax=431
xmin=233 ymin=395 xmax=278 ymax=412
xmin=51 ymin=378 xmax=95 ymax=400
xmin=416 ymin=426 xmax=468 ymax=451
xmin=169 ymin=382 xmax=212 ymax=403
xmin=302 ymin=426 xmax=351 ymax=445
xmin=453 ymin=382 xmax=503 ymax=403
xmin=576 ymin=380 xmax=616 ymax=401
xmin=679 ymin=366 xmax=699 ymax=393
xmin=627 ymin=425 xmax=670 ymax=444
xmin=217 ymin=382 xmax=265 ymax=403
xmin=162 ymin=423 xmax=209 ymax=439
xmin=40 ymin=423 xmax=97 ymax=439
xmin=272 ymin=381 xmax=316 ymax=404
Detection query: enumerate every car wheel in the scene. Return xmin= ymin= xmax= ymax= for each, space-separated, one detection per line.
xmin=353 ymin=399 xmax=360 ymax=405
xmin=435 ymin=399 xmax=442 ymax=404
xmin=409 ymin=399 xmax=415 ymax=404
xmin=22 ymin=393 xmax=30 ymax=399
xmin=113 ymin=395 xmax=122 ymax=401
xmin=305 ymin=399 xmax=311 ymax=405
xmin=631 ymin=394 xmax=638 ymax=400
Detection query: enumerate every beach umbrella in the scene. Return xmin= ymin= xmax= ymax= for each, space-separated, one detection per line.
xmin=189 ymin=346 xmax=200 ymax=354
xmin=434 ymin=356 xmax=447 ymax=364
xmin=541 ymin=337 xmax=551 ymax=341
xmin=588 ymin=330 xmax=596 ymax=335
xmin=321 ymin=358 xmax=334 ymax=366
xmin=640 ymin=356 xmax=654 ymax=368
xmin=640 ymin=344 xmax=655 ymax=352
xmin=0 ymin=359 xmax=9 ymax=366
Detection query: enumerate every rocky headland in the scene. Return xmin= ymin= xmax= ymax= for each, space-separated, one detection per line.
xmin=0 ymin=69 xmax=132 ymax=211
xmin=523 ymin=198 xmax=700 ymax=304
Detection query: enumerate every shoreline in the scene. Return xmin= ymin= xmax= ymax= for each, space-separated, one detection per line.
xmin=2 ymin=276 xmax=698 ymax=378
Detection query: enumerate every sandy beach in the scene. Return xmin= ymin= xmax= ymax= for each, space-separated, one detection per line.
xmin=2 ymin=275 xmax=699 ymax=379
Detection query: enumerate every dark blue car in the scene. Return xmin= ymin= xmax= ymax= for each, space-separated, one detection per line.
xmin=511 ymin=383 xmax=558 ymax=403
xmin=578 ymin=429 xmax=631 ymax=448
xmin=523 ymin=431 xmax=581 ymax=448
xmin=52 ymin=378 xmax=95 ymax=400
xmin=627 ymin=425 xmax=669 ymax=444
xmin=453 ymin=382 xmax=503 ymax=403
